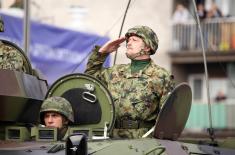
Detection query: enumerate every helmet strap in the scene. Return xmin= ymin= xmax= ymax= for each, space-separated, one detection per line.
xmin=126 ymin=49 xmax=150 ymax=60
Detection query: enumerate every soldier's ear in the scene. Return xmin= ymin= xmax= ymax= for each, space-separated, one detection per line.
xmin=62 ymin=117 xmax=69 ymax=125
xmin=144 ymin=46 xmax=151 ymax=53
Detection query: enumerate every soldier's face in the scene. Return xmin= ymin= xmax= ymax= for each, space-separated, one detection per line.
xmin=44 ymin=112 xmax=64 ymax=128
xmin=126 ymin=36 xmax=150 ymax=59
xmin=126 ymin=36 xmax=145 ymax=55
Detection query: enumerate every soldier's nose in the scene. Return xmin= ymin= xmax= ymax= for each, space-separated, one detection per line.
xmin=47 ymin=116 xmax=53 ymax=123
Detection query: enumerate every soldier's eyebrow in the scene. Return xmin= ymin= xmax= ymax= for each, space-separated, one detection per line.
xmin=52 ymin=113 xmax=59 ymax=117
xmin=44 ymin=113 xmax=50 ymax=117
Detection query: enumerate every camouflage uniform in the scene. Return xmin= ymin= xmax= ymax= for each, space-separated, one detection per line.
xmin=0 ymin=42 xmax=26 ymax=72
xmin=85 ymin=26 xmax=175 ymax=138
xmin=0 ymin=16 xmax=4 ymax=32
xmin=40 ymin=96 xmax=74 ymax=141
xmin=0 ymin=17 xmax=26 ymax=72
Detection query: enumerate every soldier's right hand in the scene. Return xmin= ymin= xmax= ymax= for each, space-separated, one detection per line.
xmin=99 ymin=37 xmax=126 ymax=54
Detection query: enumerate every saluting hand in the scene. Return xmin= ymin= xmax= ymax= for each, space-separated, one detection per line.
xmin=99 ymin=37 xmax=126 ymax=54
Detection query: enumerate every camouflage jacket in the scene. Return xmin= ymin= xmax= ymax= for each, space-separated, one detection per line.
xmin=0 ymin=42 xmax=26 ymax=72
xmin=85 ymin=46 xmax=175 ymax=138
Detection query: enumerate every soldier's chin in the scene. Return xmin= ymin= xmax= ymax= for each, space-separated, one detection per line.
xmin=46 ymin=125 xmax=57 ymax=128
xmin=125 ymin=52 xmax=133 ymax=59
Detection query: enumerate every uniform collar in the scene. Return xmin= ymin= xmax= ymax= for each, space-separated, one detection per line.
xmin=121 ymin=60 xmax=154 ymax=78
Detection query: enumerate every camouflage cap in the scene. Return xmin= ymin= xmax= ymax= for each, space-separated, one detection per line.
xmin=40 ymin=96 xmax=74 ymax=124
xmin=125 ymin=25 xmax=159 ymax=54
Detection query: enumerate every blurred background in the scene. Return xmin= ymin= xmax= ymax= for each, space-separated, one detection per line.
xmin=0 ymin=0 xmax=235 ymax=139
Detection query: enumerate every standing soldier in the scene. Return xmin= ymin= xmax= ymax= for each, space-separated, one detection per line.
xmin=40 ymin=96 xmax=74 ymax=140
xmin=85 ymin=25 xmax=175 ymax=138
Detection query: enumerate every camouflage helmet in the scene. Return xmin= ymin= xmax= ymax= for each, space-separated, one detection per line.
xmin=40 ymin=96 xmax=74 ymax=124
xmin=125 ymin=25 xmax=159 ymax=54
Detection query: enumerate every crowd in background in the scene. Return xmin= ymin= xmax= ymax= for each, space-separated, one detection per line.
xmin=171 ymin=1 xmax=235 ymax=51
xmin=172 ymin=1 xmax=223 ymax=24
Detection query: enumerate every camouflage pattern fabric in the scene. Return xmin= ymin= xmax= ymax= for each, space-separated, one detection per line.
xmin=85 ymin=46 xmax=175 ymax=138
xmin=0 ymin=16 xmax=4 ymax=32
xmin=0 ymin=42 xmax=26 ymax=72
xmin=112 ymin=128 xmax=150 ymax=139
xmin=125 ymin=25 xmax=159 ymax=55
xmin=40 ymin=96 xmax=74 ymax=124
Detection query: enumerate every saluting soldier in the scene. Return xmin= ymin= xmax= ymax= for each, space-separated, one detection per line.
xmin=85 ymin=25 xmax=175 ymax=138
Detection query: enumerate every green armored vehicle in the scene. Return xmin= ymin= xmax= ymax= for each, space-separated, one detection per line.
xmin=0 ymin=64 xmax=235 ymax=154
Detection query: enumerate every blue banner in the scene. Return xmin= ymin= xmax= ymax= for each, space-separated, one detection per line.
xmin=0 ymin=13 xmax=109 ymax=85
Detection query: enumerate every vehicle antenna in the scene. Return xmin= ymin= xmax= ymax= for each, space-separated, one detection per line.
xmin=192 ymin=0 xmax=215 ymax=142
xmin=113 ymin=0 xmax=132 ymax=65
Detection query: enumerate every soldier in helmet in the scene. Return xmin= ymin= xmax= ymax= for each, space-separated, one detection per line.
xmin=40 ymin=96 xmax=74 ymax=140
xmin=85 ymin=25 xmax=175 ymax=139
